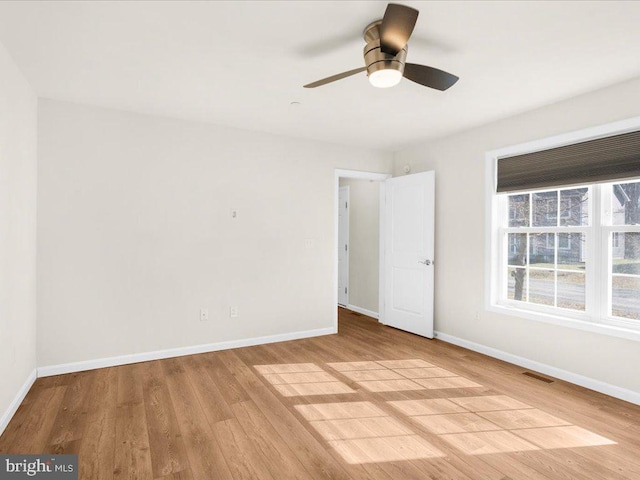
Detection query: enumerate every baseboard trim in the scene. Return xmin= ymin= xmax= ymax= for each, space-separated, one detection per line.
xmin=38 ymin=327 xmax=337 ymax=377
xmin=346 ymin=304 xmax=379 ymax=320
xmin=434 ymin=331 xmax=640 ymax=406
xmin=0 ymin=368 xmax=37 ymax=436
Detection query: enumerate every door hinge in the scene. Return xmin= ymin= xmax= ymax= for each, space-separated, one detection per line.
xmin=345 ymin=201 xmax=348 ymax=209
xmin=345 ymin=287 xmax=347 ymax=294
xmin=345 ymin=244 xmax=348 ymax=252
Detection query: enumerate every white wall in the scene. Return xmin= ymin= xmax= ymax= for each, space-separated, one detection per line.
xmin=0 ymin=42 xmax=37 ymax=430
xmin=37 ymin=99 xmax=393 ymax=368
xmin=339 ymin=178 xmax=379 ymax=314
xmin=394 ymin=76 xmax=640 ymax=395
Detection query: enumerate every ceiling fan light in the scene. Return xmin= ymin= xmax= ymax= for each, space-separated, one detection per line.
xmin=368 ymin=68 xmax=402 ymax=88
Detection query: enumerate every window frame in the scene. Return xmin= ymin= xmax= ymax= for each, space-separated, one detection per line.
xmin=498 ymin=188 xmax=593 ymax=320
xmin=485 ymin=116 xmax=640 ymax=343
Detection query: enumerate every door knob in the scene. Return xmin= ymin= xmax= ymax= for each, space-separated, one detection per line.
xmin=419 ymin=259 xmax=432 ymax=266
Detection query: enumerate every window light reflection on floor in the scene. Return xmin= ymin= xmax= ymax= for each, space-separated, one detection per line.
xmin=388 ymin=396 xmax=616 ymax=454
xmin=295 ymin=402 xmax=444 ymax=464
xmin=255 ymin=361 xmax=616 ymax=458
xmin=254 ymin=363 xmax=355 ymax=396
xmin=327 ymin=358 xmax=484 ymax=393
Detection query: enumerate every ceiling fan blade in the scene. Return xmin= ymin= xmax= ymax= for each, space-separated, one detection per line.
xmin=403 ymin=63 xmax=459 ymax=91
xmin=379 ymin=3 xmax=419 ymax=56
xmin=303 ymin=67 xmax=367 ymax=88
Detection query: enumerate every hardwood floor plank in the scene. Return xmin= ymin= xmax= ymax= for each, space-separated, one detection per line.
xmin=162 ymin=358 xmax=233 ymax=480
xmin=75 ymin=366 xmax=117 ymax=480
xmin=212 ymin=417 xmax=275 ymax=480
xmin=231 ymin=400 xmax=316 ymax=480
xmin=181 ymin=354 xmax=235 ymax=424
xmin=142 ymin=361 xmax=190 ymax=479
xmin=78 ymin=409 xmax=116 ymax=480
xmin=114 ymin=402 xmax=154 ymax=480
xmin=47 ymin=371 xmax=95 ymax=446
xmin=117 ymin=363 xmax=145 ymax=406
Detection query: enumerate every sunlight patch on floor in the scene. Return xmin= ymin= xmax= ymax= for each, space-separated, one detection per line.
xmin=326 ymin=361 xmax=383 ymax=371
xmin=255 ymin=363 xmax=355 ymax=397
xmin=329 ymin=435 xmax=444 ymax=464
xmin=388 ymin=395 xmax=617 ymax=454
xmin=440 ymin=430 xmax=541 ymax=454
xmin=478 ymin=409 xmax=570 ymax=429
xmin=254 ymin=363 xmax=323 ymax=374
xmin=389 ymin=398 xmax=467 ymax=416
xmin=449 ymin=395 xmax=531 ymax=412
xmin=395 ymin=367 xmax=458 ymax=378
xmin=413 ymin=413 xmax=501 ymax=434
xmin=339 ymin=369 xmax=404 ymax=382
xmin=295 ymin=401 xmax=444 ymax=464
xmin=273 ymin=382 xmax=355 ymax=397
xmin=327 ymin=358 xmax=484 ymax=392
xmin=256 ymin=361 xmax=616 ymax=458
xmin=262 ymin=371 xmax=337 ymax=384
xmin=414 ymin=377 xmax=483 ymax=389
xmin=513 ymin=426 xmax=616 ymax=449
xmin=358 ymin=379 xmax=425 ymax=392
xmin=296 ymin=401 xmax=386 ymax=421
xmin=376 ymin=359 xmax=435 ymax=369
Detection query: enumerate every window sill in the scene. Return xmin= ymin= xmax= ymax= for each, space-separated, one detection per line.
xmin=488 ymin=303 xmax=640 ymax=343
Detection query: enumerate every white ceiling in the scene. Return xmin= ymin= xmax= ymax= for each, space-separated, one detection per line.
xmin=0 ymin=1 xmax=639 ymax=151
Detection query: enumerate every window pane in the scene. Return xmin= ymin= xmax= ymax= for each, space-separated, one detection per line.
xmin=508 ymin=194 xmax=529 ymax=227
xmin=612 ymin=232 xmax=640 ymax=274
xmin=557 ymin=272 xmax=585 ymax=311
xmin=611 ymin=232 xmax=640 ymax=320
xmin=612 ymin=181 xmax=640 ymax=225
xmin=533 ymin=191 xmax=557 ymax=227
xmin=507 ymin=233 xmax=527 ymax=266
xmin=558 ymin=233 xmax=586 ymax=270
xmin=529 ymin=270 xmax=554 ymax=306
xmin=507 ymin=267 xmax=527 ymax=301
xmin=560 ymin=188 xmax=589 ymax=226
xmin=529 ymin=233 xmax=553 ymax=267
xmin=611 ymin=276 xmax=640 ymax=320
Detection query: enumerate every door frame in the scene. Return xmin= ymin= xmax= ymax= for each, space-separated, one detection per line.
xmin=333 ymin=169 xmax=392 ymax=332
xmin=338 ymin=185 xmax=350 ymax=307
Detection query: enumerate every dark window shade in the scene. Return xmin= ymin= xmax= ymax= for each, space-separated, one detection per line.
xmin=497 ymin=130 xmax=640 ymax=193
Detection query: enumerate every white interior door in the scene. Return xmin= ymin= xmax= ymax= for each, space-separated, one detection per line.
xmin=381 ymin=171 xmax=435 ymax=338
xmin=338 ymin=186 xmax=350 ymax=306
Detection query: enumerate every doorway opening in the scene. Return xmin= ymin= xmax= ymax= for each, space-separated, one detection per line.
xmin=333 ymin=169 xmax=391 ymax=332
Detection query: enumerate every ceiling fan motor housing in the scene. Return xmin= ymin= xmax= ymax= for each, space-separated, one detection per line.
xmin=363 ymin=20 xmax=407 ymax=77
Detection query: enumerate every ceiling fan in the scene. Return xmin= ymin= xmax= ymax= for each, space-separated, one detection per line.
xmin=303 ymin=3 xmax=458 ymax=91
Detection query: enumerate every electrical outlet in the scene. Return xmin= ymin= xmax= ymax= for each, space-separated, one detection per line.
xmin=474 ymin=311 xmax=481 ymax=321
xmin=230 ymin=306 xmax=239 ymax=318
xmin=200 ymin=308 xmax=209 ymax=321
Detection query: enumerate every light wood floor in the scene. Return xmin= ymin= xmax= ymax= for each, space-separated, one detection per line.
xmin=2 ymin=308 xmax=640 ymax=479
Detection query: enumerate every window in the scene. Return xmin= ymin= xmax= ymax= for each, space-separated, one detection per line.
xmin=499 ymin=181 xmax=640 ymax=328
xmin=504 ymin=187 xmax=589 ymax=312
xmin=487 ymin=120 xmax=640 ymax=340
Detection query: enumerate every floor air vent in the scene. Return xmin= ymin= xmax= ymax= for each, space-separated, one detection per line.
xmin=522 ymin=371 xmax=554 ymax=383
